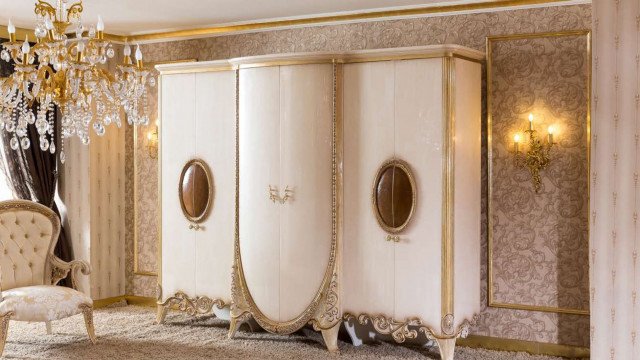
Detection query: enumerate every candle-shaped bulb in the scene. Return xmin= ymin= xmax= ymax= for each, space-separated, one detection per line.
xmin=528 ymin=113 xmax=534 ymax=131
xmin=135 ymin=45 xmax=143 ymax=61
xmin=547 ymin=125 xmax=554 ymax=135
xmin=7 ymin=19 xmax=15 ymax=34
xmin=123 ymin=44 xmax=131 ymax=56
xmin=514 ymin=133 xmax=521 ymax=153
xmin=548 ymin=125 xmax=554 ymax=144
xmin=147 ymin=132 xmax=153 ymax=140
xmin=77 ymin=41 xmax=85 ymax=53
xmin=45 ymin=18 xmax=54 ymax=31
xmin=21 ymin=37 xmax=30 ymax=54
xmin=96 ymin=16 xmax=104 ymax=31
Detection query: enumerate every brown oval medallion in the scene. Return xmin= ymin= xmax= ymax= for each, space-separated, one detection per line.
xmin=373 ymin=159 xmax=416 ymax=233
xmin=179 ymin=159 xmax=213 ymax=223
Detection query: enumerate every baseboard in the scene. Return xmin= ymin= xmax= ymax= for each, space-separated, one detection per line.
xmin=458 ymin=335 xmax=590 ymax=358
xmin=93 ymin=296 xmax=157 ymax=309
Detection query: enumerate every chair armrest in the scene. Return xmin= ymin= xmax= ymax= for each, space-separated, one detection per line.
xmin=49 ymin=254 xmax=91 ymax=290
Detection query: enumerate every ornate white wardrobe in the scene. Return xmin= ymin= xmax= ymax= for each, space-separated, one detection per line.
xmin=156 ymin=61 xmax=236 ymax=322
xmin=156 ymin=46 xmax=482 ymax=360
xmin=228 ymin=54 xmax=341 ymax=350
xmin=341 ymin=47 xmax=482 ymax=360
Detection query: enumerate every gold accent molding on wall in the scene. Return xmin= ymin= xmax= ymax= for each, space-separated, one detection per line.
xmin=486 ymin=30 xmax=591 ymax=316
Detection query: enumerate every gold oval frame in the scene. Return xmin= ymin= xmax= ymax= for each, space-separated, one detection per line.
xmin=371 ymin=158 xmax=417 ymax=234
xmin=178 ymin=159 xmax=214 ymax=224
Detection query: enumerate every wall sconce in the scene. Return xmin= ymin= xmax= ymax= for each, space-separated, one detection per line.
xmin=146 ymin=126 xmax=158 ymax=159
xmin=512 ymin=113 xmax=555 ymax=193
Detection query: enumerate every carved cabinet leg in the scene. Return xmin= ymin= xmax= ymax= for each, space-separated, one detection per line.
xmin=45 ymin=321 xmax=52 ymax=335
xmin=228 ymin=313 xmax=251 ymax=339
xmin=156 ymin=304 xmax=169 ymax=325
xmin=435 ymin=338 xmax=456 ymax=360
xmin=0 ymin=312 xmax=12 ymax=356
xmin=80 ymin=305 xmax=97 ymax=344
xmin=320 ymin=322 xmax=341 ymax=353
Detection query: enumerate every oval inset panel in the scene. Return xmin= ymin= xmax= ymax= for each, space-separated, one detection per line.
xmin=179 ymin=159 xmax=213 ymax=223
xmin=373 ymin=159 xmax=417 ymax=233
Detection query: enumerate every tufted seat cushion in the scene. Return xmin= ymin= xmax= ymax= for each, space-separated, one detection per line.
xmin=0 ymin=285 xmax=92 ymax=322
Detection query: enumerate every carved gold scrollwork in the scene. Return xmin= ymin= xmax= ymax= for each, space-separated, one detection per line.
xmin=344 ymin=313 xmax=421 ymax=343
xmin=344 ymin=313 xmax=479 ymax=343
xmin=157 ymin=291 xmax=226 ymax=317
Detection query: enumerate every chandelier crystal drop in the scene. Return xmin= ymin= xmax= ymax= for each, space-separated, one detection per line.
xmin=0 ymin=0 xmax=156 ymax=163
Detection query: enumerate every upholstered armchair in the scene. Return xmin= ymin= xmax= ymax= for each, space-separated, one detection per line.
xmin=0 ymin=200 xmax=95 ymax=355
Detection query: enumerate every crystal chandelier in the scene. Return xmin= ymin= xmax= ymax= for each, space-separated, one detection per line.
xmin=0 ymin=0 xmax=155 ymax=163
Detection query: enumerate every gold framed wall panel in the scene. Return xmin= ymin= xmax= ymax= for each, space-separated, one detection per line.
xmin=486 ymin=30 xmax=591 ymax=316
xmin=134 ymin=59 xmax=197 ymax=277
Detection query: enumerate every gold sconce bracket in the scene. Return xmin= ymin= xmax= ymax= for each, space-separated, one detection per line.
xmin=513 ymin=128 xmax=554 ymax=193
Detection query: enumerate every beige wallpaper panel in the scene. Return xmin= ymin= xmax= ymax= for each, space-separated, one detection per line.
xmin=126 ymin=3 xmax=592 ymax=347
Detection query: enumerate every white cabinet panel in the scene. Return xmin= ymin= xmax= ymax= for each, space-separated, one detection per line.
xmin=452 ymin=59 xmax=481 ymax=327
xmin=393 ymin=59 xmax=443 ymax=324
xmin=161 ymin=73 xmax=196 ymax=299
xmin=239 ymin=67 xmax=281 ymax=321
xmin=194 ymin=71 xmax=236 ymax=302
xmin=279 ymin=64 xmax=333 ymax=321
xmin=342 ymin=61 xmax=396 ymax=315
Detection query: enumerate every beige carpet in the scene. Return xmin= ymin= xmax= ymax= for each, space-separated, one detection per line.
xmin=1 ymin=305 xmax=572 ymax=359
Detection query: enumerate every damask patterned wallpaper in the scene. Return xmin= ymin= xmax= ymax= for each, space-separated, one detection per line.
xmin=489 ymin=35 xmax=589 ymax=312
xmin=126 ymin=3 xmax=591 ymax=347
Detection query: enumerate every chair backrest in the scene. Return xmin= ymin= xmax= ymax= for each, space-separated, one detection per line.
xmin=0 ymin=200 xmax=60 ymax=291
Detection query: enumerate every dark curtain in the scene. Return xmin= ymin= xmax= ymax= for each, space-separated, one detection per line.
xmin=0 ymin=50 xmax=74 ymax=285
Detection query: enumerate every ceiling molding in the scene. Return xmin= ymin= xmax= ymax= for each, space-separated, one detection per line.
xmin=118 ymin=0 xmax=586 ymax=44
xmin=1 ymin=0 xmax=587 ymax=44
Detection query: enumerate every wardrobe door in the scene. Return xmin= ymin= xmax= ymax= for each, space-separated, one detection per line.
xmin=161 ymin=73 xmax=197 ymax=299
xmin=279 ymin=64 xmax=333 ymax=321
xmin=194 ymin=71 xmax=235 ymax=302
xmin=342 ymin=61 xmax=395 ymax=315
xmin=238 ymin=67 xmax=281 ymax=320
xmin=393 ymin=59 xmax=443 ymax=323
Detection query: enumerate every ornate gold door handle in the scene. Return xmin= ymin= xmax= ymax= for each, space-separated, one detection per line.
xmin=385 ymin=234 xmax=400 ymax=243
xmin=268 ymin=185 xmax=294 ymax=204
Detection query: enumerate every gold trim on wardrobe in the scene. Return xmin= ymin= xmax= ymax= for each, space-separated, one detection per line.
xmin=486 ymin=30 xmax=591 ymax=316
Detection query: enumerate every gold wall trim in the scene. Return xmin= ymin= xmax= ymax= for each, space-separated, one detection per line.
xmin=98 ymin=0 xmax=579 ymax=43
xmin=486 ymin=30 xmax=591 ymax=316
xmin=458 ymin=335 xmax=590 ymax=358
xmin=93 ymin=295 xmax=156 ymax=309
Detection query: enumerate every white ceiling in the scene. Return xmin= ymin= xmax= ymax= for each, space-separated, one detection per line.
xmin=1 ymin=0 xmax=499 ymax=36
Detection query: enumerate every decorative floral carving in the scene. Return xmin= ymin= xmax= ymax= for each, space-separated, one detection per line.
xmin=157 ymin=291 xmax=226 ymax=317
xmin=344 ymin=313 xmax=421 ymax=343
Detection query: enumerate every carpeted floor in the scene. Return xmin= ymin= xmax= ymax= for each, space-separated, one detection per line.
xmin=1 ymin=305 xmax=572 ymax=359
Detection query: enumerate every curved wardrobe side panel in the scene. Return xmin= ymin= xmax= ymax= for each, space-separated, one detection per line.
xmin=238 ymin=63 xmax=334 ymax=323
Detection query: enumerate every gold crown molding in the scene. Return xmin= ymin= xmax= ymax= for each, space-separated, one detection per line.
xmin=458 ymin=335 xmax=590 ymax=358
xmin=228 ymin=63 xmax=342 ymax=338
xmin=1 ymin=0 xmax=582 ymax=44
xmin=92 ymin=0 xmax=581 ymax=44
xmin=486 ymin=30 xmax=591 ymax=316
